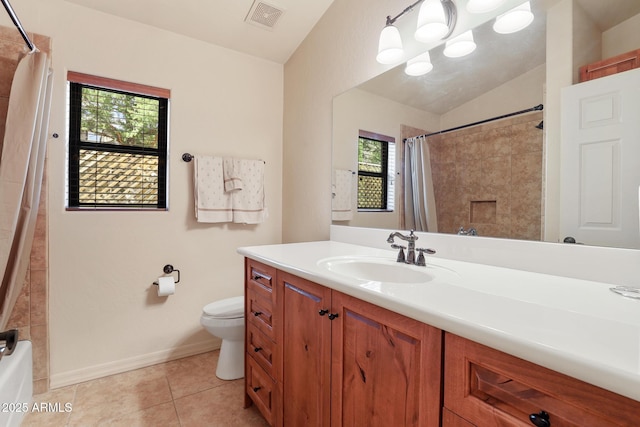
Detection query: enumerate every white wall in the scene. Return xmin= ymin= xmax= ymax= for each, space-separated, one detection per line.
xmin=1 ymin=0 xmax=283 ymax=387
xmin=332 ymin=88 xmax=439 ymax=229
xmin=602 ymin=13 xmax=640 ymax=58
xmin=440 ymin=64 xmax=546 ymax=129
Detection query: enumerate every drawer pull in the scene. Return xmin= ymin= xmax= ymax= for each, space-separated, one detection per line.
xmin=253 ymin=311 xmax=262 ymax=317
xmin=253 ymin=386 xmax=262 ymax=392
xmin=254 ymin=346 xmax=263 ymax=352
xmin=328 ymin=313 xmax=339 ymax=320
xmin=318 ymin=309 xmax=329 ymax=316
xmin=529 ymin=411 xmax=550 ymax=427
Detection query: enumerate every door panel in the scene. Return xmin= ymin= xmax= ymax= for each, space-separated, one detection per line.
xmin=560 ymin=68 xmax=640 ymax=248
xmin=330 ymin=291 xmax=442 ymax=427
xmin=281 ymin=272 xmax=332 ymax=427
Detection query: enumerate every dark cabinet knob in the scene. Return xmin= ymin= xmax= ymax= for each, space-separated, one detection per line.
xmin=254 ymin=347 xmax=262 ymax=353
xmin=318 ymin=309 xmax=329 ymax=316
xmin=529 ymin=411 xmax=550 ymax=427
xmin=253 ymin=311 xmax=262 ymax=317
xmin=253 ymin=386 xmax=262 ymax=392
xmin=328 ymin=313 xmax=339 ymax=320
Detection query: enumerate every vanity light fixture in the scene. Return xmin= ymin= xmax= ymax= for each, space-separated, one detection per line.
xmin=415 ymin=0 xmax=457 ymax=43
xmin=443 ymin=30 xmax=476 ymax=57
xmin=376 ymin=23 xmax=404 ymax=64
xmin=375 ymin=0 xmax=457 ymax=65
xmin=405 ymin=51 xmax=434 ymax=76
xmin=465 ymin=0 xmax=507 ymax=14
xmin=493 ymin=1 xmax=534 ymax=34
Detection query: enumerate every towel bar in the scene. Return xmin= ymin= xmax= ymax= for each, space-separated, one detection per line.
xmin=182 ymin=152 xmax=266 ymax=164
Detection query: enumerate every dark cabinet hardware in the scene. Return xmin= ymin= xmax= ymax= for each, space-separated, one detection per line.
xmin=318 ymin=309 xmax=329 ymax=316
xmin=253 ymin=311 xmax=262 ymax=317
xmin=254 ymin=347 xmax=263 ymax=352
xmin=529 ymin=411 xmax=550 ymax=427
xmin=253 ymin=386 xmax=262 ymax=392
xmin=328 ymin=313 xmax=339 ymax=320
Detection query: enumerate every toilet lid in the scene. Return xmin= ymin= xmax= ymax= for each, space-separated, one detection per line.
xmin=203 ymin=296 xmax=244 ymax=319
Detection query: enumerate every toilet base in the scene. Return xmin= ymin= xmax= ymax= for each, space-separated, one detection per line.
xmin=216 ymin=339 xmax=244 ymax=380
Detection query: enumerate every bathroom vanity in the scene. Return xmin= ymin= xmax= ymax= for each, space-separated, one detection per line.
xmin=240 ymin=241 xmax=640 ymax=426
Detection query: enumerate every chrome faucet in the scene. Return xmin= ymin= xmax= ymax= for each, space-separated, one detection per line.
xmin=387 ymin=230 xmax=436 ymax=266
xmin=0 ymin=329 xmax=18 ymax=362
xmin=457 ymin=226 xmax=477 ymax=236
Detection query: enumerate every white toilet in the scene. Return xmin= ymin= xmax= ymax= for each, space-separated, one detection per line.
xmin=200 ymin=296 xmax=245 ymax=380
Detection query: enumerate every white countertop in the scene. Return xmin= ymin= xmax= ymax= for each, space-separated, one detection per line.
xmin=238 ymin=240 xmax=640 ymax=402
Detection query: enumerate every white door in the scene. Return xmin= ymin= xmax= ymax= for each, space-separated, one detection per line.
xmin=560 ymin=68 xmax=640 ymax=249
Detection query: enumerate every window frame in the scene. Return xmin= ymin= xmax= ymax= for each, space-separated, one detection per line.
xmin=66 ymin=72 xmax=170 ymax=211
xmin=357 ymin=130 xmax=395 ymax=212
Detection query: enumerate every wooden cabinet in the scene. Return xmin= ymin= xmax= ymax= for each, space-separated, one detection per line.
xmin=443 ymin=332 xmax=640 ymax=427
xmin=245 ymin=260 xmax=443 ymax=427
xmin=330 ymin=291 xmax=442 ymax=427
xmin=245 ymin=258 xmax=640 ymax=427
xmin=281 ymin=271 xmax=332 ymax=426
xmin=245 ymin=259 xmax=282 ymax=426
xmin=579 ymin=48 xmax=640 ymax=82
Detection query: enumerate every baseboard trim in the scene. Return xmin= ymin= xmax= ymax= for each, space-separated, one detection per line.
xmin=50 ymin=340 xmax=219 ymax=389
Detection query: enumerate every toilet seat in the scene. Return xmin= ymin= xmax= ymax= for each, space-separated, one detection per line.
xmin=202 ymin=296 xmax=244 ymax=319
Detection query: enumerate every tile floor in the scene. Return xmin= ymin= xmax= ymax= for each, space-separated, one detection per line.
xmin=22 ymin=350 xmax=269 ymax=426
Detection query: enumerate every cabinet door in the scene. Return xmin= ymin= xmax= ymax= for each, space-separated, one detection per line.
xmin=280 ymin=271 xmax=332 ymax=427
xmin=331 ymin=291 xmax=442 ymax=427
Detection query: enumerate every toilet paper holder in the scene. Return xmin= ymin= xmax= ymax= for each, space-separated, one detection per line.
xmin=153 ymin=264 xmax=181 ymax=286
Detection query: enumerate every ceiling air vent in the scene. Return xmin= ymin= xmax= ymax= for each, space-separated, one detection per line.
xmin=245 ymin=1 xmax=285 ymax=30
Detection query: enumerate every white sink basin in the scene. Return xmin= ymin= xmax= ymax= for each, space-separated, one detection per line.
xmin=318 ymin=256 xmax=448 ymax=284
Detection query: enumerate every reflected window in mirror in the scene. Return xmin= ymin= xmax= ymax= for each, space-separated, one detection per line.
xmin=357 ymin=130 xmax=395 ymax=212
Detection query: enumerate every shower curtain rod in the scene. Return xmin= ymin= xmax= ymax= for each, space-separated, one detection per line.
xmin=403 ymin=104 xmax=543 ymax=142
xmin=1 ymin=0 xmax=36 ymax=52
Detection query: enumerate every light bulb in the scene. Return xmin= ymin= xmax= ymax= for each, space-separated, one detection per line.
xmin=443 ymin=30 xmax=476 ymax=58
xmin=415 ymin=0 xmax=448 ymax=43
xmin=493 ymin=1 xmax=534 ymax=34
xmin=376 ymin=24 xmax=404 ymax=64
xmin=405 ymin=51 xmax=434 ymax=76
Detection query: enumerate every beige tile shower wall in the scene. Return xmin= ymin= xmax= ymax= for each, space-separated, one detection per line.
xmin=1 ymin=25 xmax=51 ymax=394
xmin=428 ymin=112 xmax=544 ymax=240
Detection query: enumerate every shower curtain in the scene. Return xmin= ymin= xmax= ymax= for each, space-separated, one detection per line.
xmin=404 ymin=136 xmax=438 ymax=232
xmin=0 ymin=51 xmax=53 ymax=330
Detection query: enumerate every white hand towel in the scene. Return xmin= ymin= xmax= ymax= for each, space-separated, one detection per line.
xmin=332 ymin=169 xmax=353 ymax=221
xmin=223 ymin=157 xmax=243 ymax=192
xmin=231 ymin=159 xmax=268 ymax=224
xmin=193 ymin=155 xmax=232 ymax=223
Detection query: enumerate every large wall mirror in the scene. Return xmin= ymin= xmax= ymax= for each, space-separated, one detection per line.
xmin=332 ymin=0 xmax=640 ymax=249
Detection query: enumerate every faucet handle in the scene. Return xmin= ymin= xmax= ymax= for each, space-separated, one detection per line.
xmin=415 ymin=248 xmax=436 ymax=266
xmin=391 ymin=244 xmax=406 ymax=263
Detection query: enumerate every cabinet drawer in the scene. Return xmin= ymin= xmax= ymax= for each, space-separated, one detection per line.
xmin=444 ymin=333 xmax=640 ymax=427
xmin=247 ymin=323 xmax=278 ymax=380
xmin=246 ymin=356 xmax=278 ymax=426
xmin=246 ymin=260 xmax=275 ymax=292
xmin=247 ymin=292 xmax=275 ymax=339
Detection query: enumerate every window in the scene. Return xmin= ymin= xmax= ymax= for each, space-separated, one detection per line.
xmin=67 ymin=72 xmax=169 ymax=209
xmin=357 ymin=130 xmax=395 ymax=211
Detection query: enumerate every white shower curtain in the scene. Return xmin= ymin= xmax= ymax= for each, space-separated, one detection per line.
xmin=0 ymin=51 xmax=53 ymax=330
xmin=404 ymin=136 xmax=438 ymax=232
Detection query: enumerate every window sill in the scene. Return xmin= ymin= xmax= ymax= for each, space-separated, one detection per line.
xmin=357 ymin=209 xmax=394 ymax=213
xmin=65 ymin=207 xmax=168 ymax=212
